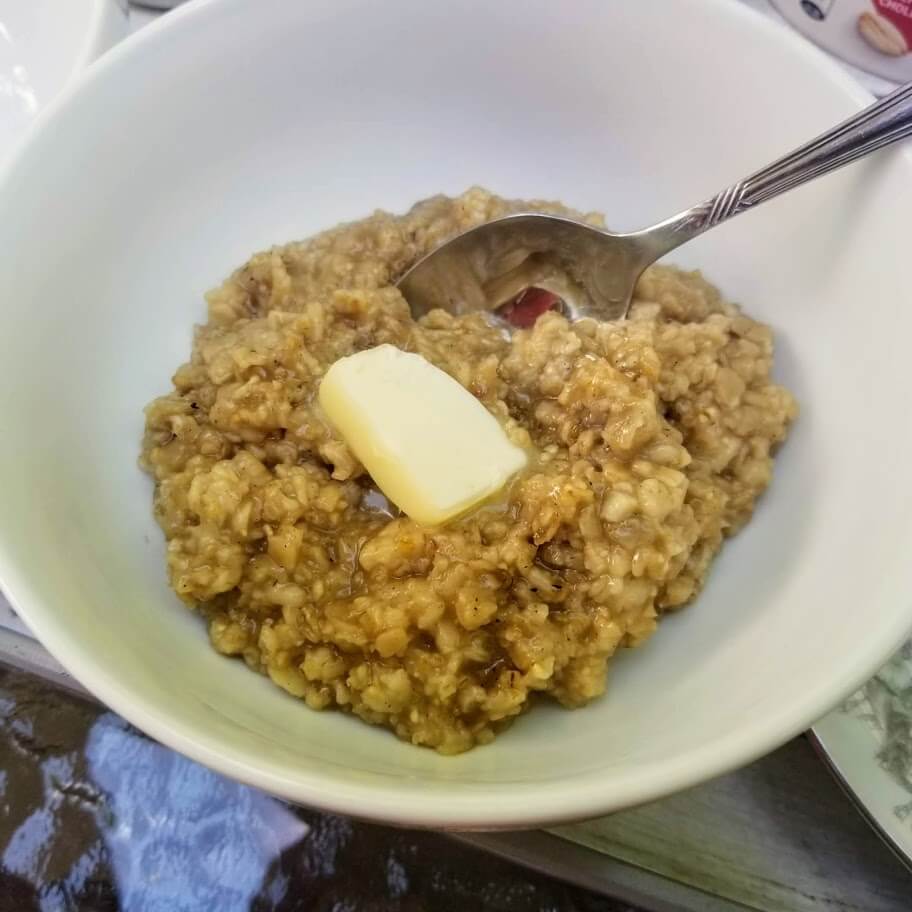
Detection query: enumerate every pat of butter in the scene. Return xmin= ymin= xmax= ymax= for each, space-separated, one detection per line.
xmin=319 ymin=344 xmax=527 ymax=526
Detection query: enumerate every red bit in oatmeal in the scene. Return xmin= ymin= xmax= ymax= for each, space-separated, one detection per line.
xmin=141 ymin=188 xmax=797 ymax=754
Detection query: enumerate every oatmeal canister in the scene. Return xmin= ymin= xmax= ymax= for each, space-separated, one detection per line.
xmin=771 ymin=0 xmax=912 ymax=82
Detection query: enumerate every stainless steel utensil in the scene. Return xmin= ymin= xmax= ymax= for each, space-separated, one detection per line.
xmin=398 ymin=80 xmax=912 ymax=322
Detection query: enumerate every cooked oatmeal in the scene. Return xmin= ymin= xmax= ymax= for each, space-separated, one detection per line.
xmin=141 ymin=188 xmax=797 ymax=754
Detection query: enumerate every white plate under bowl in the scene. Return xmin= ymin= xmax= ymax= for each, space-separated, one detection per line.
xmin=812 ymin=641 xmax=912 ymax=871
xmin=0 ymin=0 xmax=126 ymax=163
xmin=1 ymin=0 xmax=912 ymax=829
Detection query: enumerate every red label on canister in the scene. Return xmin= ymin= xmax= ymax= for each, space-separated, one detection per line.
xmin=873 ymin=1 xmax=912 ymax=54
xmin=770 ymin=0 xmax=912 ymax=83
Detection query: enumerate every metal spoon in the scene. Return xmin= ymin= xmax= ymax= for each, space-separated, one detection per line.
xmin=398 ymin=80 xmax=912 ymax=323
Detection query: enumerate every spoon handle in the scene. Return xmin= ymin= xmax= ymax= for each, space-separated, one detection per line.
xmin=641 ymin=80 xmax=912 ymax=258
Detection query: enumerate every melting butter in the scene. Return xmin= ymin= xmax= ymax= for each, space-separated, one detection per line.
xmin=319 ymin=345 xmax=527 ymax=526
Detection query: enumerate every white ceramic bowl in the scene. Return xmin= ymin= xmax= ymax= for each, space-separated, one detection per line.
xmin=1 ymin=0 xmax=911 ymax=830
xmin=0 ymin=0 xmax=126 ymax=165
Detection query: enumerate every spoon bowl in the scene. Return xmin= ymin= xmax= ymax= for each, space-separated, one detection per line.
xmin=398 ymin=213 xmax=649 ymax=322
xmin=399 ymin=80 xmax=912 ymax=322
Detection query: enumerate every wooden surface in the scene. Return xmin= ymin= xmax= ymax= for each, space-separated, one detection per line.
xmin=550 ymin=737 xmax=912 ymax=911
xmin=465 ymin=737 xmax=912 ymax=911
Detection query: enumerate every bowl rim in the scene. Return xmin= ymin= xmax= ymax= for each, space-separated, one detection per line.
xmin=72 ymin=0 xmax=129 ymax=75
xmin=0 ymin=0 xmax=128 ymax=162
xmin=3 ymin=0 xmax=912 ymax=830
